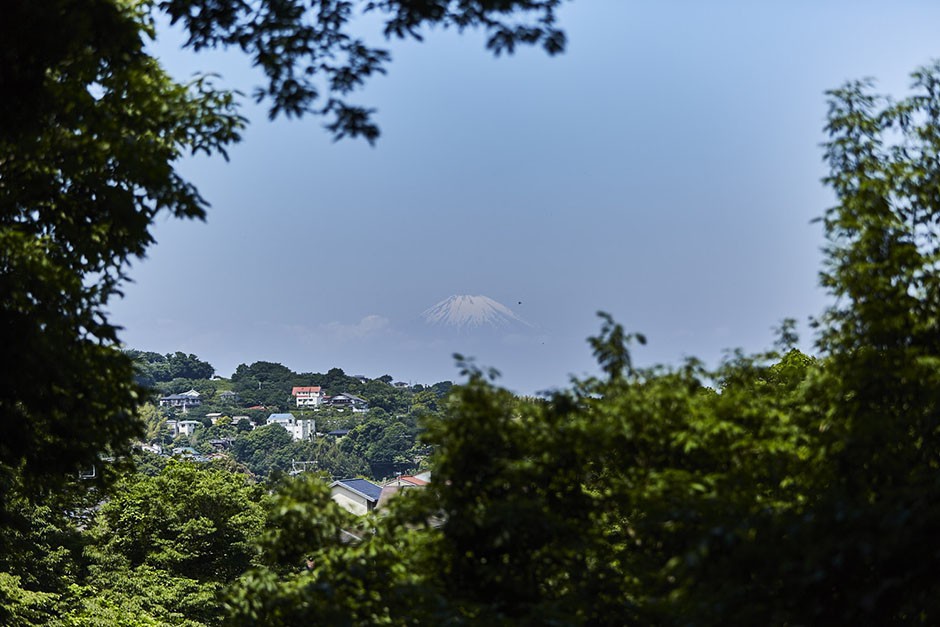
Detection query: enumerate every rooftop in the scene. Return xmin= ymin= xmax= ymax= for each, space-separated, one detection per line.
xmin=332 ymin=478 xmax=383 ymax=502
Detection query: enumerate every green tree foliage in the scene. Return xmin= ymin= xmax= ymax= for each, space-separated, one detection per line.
xmin=230 ymin=423 xmax=295 ymax=477
xmin=90 ymin=461 xmax=266 ymax=582
xmin=226 ymin=475 xmax=441 ymax=625
xmin=0 ymin=1 xmax=242 ymax=513
xmin=228 ymin=422 xmax=371 ymax=480
xmin=342 ymin=415 xmax=420 ymax=478
xmin=127 ymin=350 xmax=215 ymax=387
xmin=0 ymin=573 xmax=59 ymax=627
xmin=231 ymin=361 xmax=296 ymax=408
xmin=230 ymin=360 xmax=453 ymax=410
xmin=0 ymin=478 xmax=132 ymax=626
xmin=775 ymin=65 xmax=940 ymax=623
xmin=137 ymin=403 xmax=166 ymax=443
xmin=225 ymin=328 xmax=824 ymax=624
xmin=312 ymin=438 xmax=371 ymax=479
xmin=83 ymin=461 xmax=266 ymax=625
xmin=158 ymin=0 xmax=566 ymax=142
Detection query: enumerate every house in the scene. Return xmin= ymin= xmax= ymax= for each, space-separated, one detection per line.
xmin=377 ymin=474 xmax=429 ymax=509
xmin=323 ymin=393 xmax=369 ymax=413
xmin=171 ymin=446 xmax=209 ymax=462
xmin=158 ymin=389 xmax=202 ymax=411
xmin=266 ymin=412 xmax=316 ymax=441
xmin=206 ymin=412 xmax=223 ymax=425
xmin=208 ymin=437 xmax=234 ymax=450
xmin=219 ymin=390 xmax=239 ymax=404
xmin=388 ymin=474 xmax=429 ymax=487
xmin=139 ymin=442 xmax=163 ymax=455
xmin=291 ymin=386 xmax=324 ymax=407
xmin=330 ymin=478 xmax=383 ymax=515
xmin=169 ymin=419 xmax=202 ymax=437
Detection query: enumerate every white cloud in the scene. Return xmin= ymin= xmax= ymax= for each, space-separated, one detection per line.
xmin=319 ymin=314 xmax=392 ymax=342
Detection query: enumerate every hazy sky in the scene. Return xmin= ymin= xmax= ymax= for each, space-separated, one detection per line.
xmin=109 ymin=1 xmax=940 ymax=393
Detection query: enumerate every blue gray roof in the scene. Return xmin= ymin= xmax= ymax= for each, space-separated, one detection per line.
xmin=161 ymin=392 xmax=201 ymax=401
xmin=333 ymin=478 xmax=382 ymax=502
xmin=267 ymin=413 xmax=295 ymax=422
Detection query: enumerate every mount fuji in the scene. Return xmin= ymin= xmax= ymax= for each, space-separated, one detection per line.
xmin=421 ymin=295 xmax=530 ymax=330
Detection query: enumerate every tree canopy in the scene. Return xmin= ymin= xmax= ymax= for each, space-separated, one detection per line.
xmin=128 ymin=351 xmax=216 ymax=387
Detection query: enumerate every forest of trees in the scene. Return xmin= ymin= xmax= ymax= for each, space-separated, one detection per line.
xmin=4 ymin=0 xmax=940 ymax=624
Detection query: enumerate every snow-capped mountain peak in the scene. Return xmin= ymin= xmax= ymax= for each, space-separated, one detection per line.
xmin=421 ymin=295 xmax=528 ymax=329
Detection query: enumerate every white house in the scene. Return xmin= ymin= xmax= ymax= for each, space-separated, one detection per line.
xmin=167 ymin=419 xmax=202 ymax=437
xmin=266 ymin=413 xmax=315 ymax=441
xmin=291 ymin=386 xmax=323 ymax=407
xmin=158 ymin=389 xmax=202 ymax=411
xmin=330 ymin=478 xmax=383 ymax=515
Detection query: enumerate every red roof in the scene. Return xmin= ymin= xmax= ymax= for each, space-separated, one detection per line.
xmin=390 ymin=475 xmax=428 ymax=487
xmin=292 ymin=386 xmax=322 ymax=394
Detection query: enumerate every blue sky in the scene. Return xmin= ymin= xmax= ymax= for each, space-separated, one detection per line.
xmin=109 ymin=1 xmax=940 ymax=393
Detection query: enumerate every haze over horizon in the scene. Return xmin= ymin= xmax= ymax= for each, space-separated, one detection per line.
xmin=107 ymin=1 xmax=940 ymax=394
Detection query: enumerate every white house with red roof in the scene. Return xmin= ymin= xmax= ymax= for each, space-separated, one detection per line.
xmin=291 ymin=386 xmax=323 ymax=407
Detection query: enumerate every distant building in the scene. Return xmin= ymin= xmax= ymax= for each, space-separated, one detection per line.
xmin=166 ymin=419 xmax=202 ymax=437
xmin=377 ymin=474 xmax=429 ymax=509
xmin=330 ymin=478 xmax=382 ymax=515
xmin=219 ymin=390 xmax=239 ymax=404
xmin=266 ymin=412 xmax=315 ymax=441
xmin=323 ymin=393 xmax=369 ymax=413
xmin=139 ymin=443 xmax=162 ymax=455
xmin=208 ymin=437 xmax=234 ymax=450
xmin=171 ymin=446 xmax=209 ymax=462
xmin=291 ymin=386 xmax=324 ymax=407
xmin=158 ymin=389 xmax=202 ymax=411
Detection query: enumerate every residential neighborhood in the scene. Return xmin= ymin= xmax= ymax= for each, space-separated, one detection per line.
xmin=130 ymin=353 xmax=451 ymax=485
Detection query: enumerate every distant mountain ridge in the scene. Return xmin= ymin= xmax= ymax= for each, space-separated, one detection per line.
xmin=421 ymin=295 xmax=529 ymax=330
